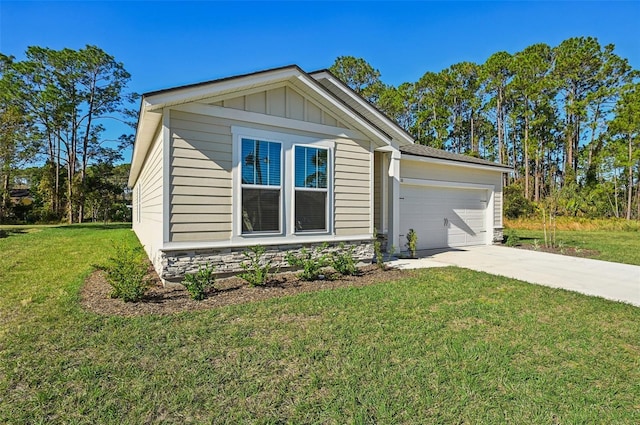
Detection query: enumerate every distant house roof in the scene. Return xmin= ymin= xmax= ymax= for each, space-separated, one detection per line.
xmin=400 ymin=144 xmax=511 ymax=170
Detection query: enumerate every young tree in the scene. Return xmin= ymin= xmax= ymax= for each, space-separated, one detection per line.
xmin=329 ymin=56 xmax=385 ymax=103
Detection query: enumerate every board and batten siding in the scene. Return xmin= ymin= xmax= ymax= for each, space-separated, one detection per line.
xmin=169 ymin=107 xmax=373 ymax=243
xmin=400 ymin=160 xmax=504 ymax=228
xmin=212 ymin=86 xmax=349 ymax=129
xmin=133 ymin=127 xmax=164 ymax=268
xmin=170 ymin=110 xmax=233 ymax=242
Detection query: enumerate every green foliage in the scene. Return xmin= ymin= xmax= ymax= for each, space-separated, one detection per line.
xmin=182 ymin=264 xmax=216 ymax=300
xmin=330 ymin=243 xmax=359 ymax=276
xmin=373 ymin=229 xmax=385 ymax=270
xmin=102 ymin=242 xmax=151 ymax=302
xmin=504 ymin=184 xmax=535 ymax=219
xmin=504 ymin=229 xmax=521 ymax=247
xmin=0 ymin=229 xmax=7 ymax=238
xmin=285 ymin=243 xmax=329 ymax=281
xmin=238 ymin=245 xmax=277 ymax=287
xmin=405 ymin=228 xmax=418 ymax=258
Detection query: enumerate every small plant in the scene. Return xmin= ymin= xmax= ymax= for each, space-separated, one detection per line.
xmin=373 ymin=228 xmax=385 ymax=270
xmin=182 ymin=264 xmax=216 ymax=300
xmin=532 ymin=239 xmax=540 ymax=251
xmin=558 ymin=241 xmax=566 ymax=255
xmin=285 ymin=243 xmax=329 ymax=281
xmin=505 ymin=230 xmax=520 ymax=247
xmin=405 ymin=228 xmax=418 ymax=258
xmin=0 ymin=229 xmax=7 ymax=239
xmin=330 ymin=243 xmax=359 ymax=276
xmin=102 ymin=242 xmax=152 ymax=302
xmin=239 ymin=245 xmax=278 ymax=286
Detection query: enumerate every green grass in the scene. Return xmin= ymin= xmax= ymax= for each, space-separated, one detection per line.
xmin=1 ymin=224 xmax=639 ymax=424
xmin=506 ymin=228 xmax=640 ymax=265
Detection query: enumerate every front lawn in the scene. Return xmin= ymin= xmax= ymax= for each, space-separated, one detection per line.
xmin=1 ymin=224 xmax=639 ymax=423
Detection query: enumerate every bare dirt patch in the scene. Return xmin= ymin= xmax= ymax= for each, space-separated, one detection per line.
xmin=515 ymin=244 xmax=600 ymax=259
xmin=80 ymin=265 xmax=412 ymax=317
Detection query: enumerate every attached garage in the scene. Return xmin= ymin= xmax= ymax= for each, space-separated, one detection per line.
xmin=394 ymin=144 xmax=512 ymax=252
xmin=400 ymin=182 xmax=492 ymax=250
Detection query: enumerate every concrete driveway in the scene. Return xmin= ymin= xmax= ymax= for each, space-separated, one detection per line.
xmin=387 ymin=245 xmax=640 ymax=307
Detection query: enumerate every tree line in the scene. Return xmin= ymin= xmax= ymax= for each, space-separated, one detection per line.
xmin=329 ymin=37 xmax=640 ymax=220
xmin=0 ymin=45 xmax=136 ymax=224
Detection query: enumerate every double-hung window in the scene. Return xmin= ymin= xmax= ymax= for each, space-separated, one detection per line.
xmin=294 ymin=146 xmax=328 ymax=232
xmin=241 ymin=138 xmax=282 ymax=233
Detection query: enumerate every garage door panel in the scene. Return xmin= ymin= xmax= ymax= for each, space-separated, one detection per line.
xmin=400 ymin=184 xmax=488 ymax=250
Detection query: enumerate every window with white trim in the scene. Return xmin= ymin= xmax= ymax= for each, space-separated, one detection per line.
xmin=240 ymin=138 xmax=282 ymax=233
xmin=294 ymin=145 xmax=328 ymax=232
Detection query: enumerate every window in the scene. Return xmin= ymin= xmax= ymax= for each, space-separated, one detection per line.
xmin=294 ymin=146 xmax=328 ymax=232
xmin=241 ymin=138 xmax=281 ymax=233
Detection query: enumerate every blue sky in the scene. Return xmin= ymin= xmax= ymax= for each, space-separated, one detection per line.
xmin=1 ymin=1 xmax=639 ymax=161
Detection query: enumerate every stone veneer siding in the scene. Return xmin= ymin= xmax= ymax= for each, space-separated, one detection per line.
xmin=161 ymin=240 xmax=374 ymax=283
xmin=493 ymin=228 xmax=504 ymax=244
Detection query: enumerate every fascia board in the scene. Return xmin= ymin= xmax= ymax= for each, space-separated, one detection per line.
xmin=128 ymin=110 xmax=162 ymax=187
xmin=401 ymin=153 xmax=513 ymax=173
xmin=311 ymin=70 xmax=415 ymax=146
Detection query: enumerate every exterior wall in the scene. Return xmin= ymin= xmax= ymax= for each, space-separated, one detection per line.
xmin=334 ymin=138 xmax=371 ymax=236
xmin=215 ymin=86 xmax=349 ymax=129
xmin=168 ymin=104 xmax=373 ymax=244
xmin=400 ymin=159 xmax=504 ymax=233
xmin=170 ymin=110 xmax=233 ymax=242
xmin=373 ymin=153 xmax=382 ymax=233
xmin=132 ymin=127 xmax=164 ymax=271
xmin=160 ymin=240 xmax=374 ymax=282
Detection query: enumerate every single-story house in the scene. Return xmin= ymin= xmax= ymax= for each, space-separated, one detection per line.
xmin=128 ymin=65 xmax=511 ymax=282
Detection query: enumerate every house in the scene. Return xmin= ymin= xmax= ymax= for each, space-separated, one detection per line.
xmin=128 ymin=65 xmax=510 ymax=282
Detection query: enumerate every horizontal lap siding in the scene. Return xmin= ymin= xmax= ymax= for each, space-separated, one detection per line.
xmin=334 ymin=138 xmax=371 ymax=236
xmin=133 ymin=128 xmax=164 ymax=270
xmin=170 ymin=110 xmax=232 ymax=242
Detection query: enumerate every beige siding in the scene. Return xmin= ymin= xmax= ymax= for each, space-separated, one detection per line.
xmin=170 ymin=110 xmax=233 ymax=242
xmin=132 ymin=126 xmax=164 ymax=272
xmin=373 ymin=153 xmax=382 ymax=232
xmin=400 ymin=160 xmax=504 ymax=229
xmin=211 ymin=85 xmax=348 ymax=128
xmin=334 ymin=138 xmax=371 ymax=236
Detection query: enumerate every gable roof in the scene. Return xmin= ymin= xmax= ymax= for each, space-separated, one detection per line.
xmin=309 ymin=69 xmax=415 ymax=147
xmin=400 ymin=144 xmax=512 ymax=171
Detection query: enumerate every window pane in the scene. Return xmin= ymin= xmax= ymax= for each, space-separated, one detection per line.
xmin=242 ymin=188 xmax=280 ymax=232
xmin=241 ymin=139 xmax=281 ymax=186
xmin=295 ymin=146 xmax=327 ymax=189
xmin=295 ymin=191 xmax=326 ymax=231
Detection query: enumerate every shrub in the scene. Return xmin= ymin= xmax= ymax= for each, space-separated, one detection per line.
xmin=505 ymin=229 xmax=520 ymax=247
xmin=103 ymin=242 xmax=151 ymax=302
xmin=405 ymin=228 xmax=418 ymax=258
xmin=239 ymin=245 xmax=278 ymax=286
xmin=504 ymin=184 xmax=535 ymax=219
xmin=330 ymin=243 xmax=359 ymax=276
xmin=285 ymin=244 xmax=329 ymax=281
xmin=182 ymin=264 xmax=216 ymax=300
xmin=0 ymin=229 xmax=7 ymax=238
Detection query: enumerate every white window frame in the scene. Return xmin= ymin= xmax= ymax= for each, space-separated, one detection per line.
xmin=232 ymin=126 xmax=334 ymax=243
xmin=239 ymin=137 xmax=283 ymax=235
xmin=292 ymin=143 xmax=331 ymax=234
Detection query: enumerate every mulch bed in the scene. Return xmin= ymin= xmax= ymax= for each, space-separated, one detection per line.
xmin=80 ymin=265 xmax=412 ymax=317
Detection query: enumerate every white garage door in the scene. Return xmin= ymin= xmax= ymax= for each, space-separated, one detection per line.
xmin=400 ymin=184 xmax=488 ymax=250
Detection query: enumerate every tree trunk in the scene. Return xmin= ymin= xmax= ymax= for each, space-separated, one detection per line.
xmin=627 ymin=136 xmax=633 ymax=221
xmin=524 ymin=110 xmax=530 ymax=200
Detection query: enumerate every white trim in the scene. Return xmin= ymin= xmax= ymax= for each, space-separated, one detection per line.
xmin=144 ymin=68 xmax=301 ymax=110
xmin=162 ymin=233 xmax=373 ymax=251
xmin=310 ymin=71 xmax=415 ymax=146
xmin=401 ymin=153 xmax=513 ymax=173
xmin=400 ymin=178 xmax=495 ymax=245
xmin=173 ymin=102 xmax=366 ymax=141
xmin=293 ymin=76 xmax=392 ymax=144
xmin=162 ymin=109 xmax=170 ymax=244
xmin=231 ymin=126 xmax=336 ymax=243
xmin=369 ymin=141 xmax=374 ymax=235
xmin=292 ymin=144 xmax=332 ymax=234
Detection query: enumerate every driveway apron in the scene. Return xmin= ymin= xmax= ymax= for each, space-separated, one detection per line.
xmin=388 ymin=245 xmax=640 ymax=307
